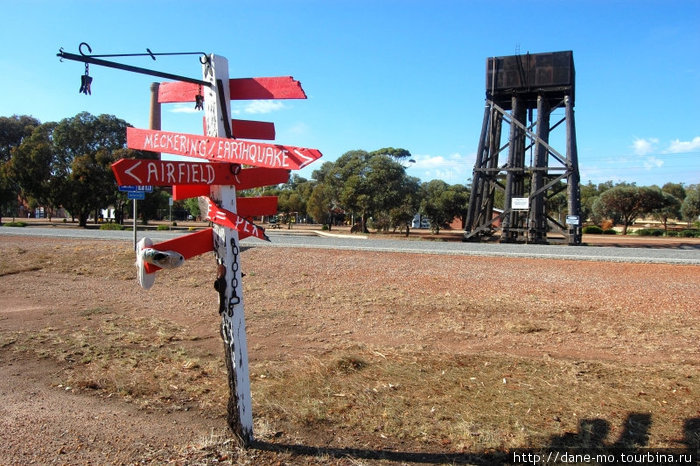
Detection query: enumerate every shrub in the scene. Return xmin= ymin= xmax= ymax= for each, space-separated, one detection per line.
xmin=602 ymin=228 xmax=617 ymax=235
xmin=582 ymin=225 xmax=603 ymax=234
xmin=3 ymin=221 xmax=27 ymax=227
xmin=156 ymin=225 xmax=170 ymax=231
xmin=680 ymin=229 xmax=699 ymax=238
xmin=99 ymin=223 xmax=124 ymax=230
xmin=636 ymin=228 xmax=664 ymax=236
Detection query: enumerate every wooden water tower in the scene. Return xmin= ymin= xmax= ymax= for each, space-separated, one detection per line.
xmin=463 ymin=51 xmax=582 ymax=245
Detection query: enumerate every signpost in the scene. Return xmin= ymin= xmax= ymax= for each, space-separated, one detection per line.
xmin=59 ymin=43 xmax=321 ymax=447
xmin=90 ymin=51 xmax=321 ymax=446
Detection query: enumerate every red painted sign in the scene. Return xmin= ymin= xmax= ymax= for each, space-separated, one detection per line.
xmin=230 ymin=119 xmax=275 ymax=140
xmin=144 ymin=228 xmax=214 ymax=273
xmin=202 ymin=118 xmax=275 ymax=141
xmin=237 ymin=196 xmax=278 ymax=218
xmin=158 ymin=76 xmax=307 ymax=103
xmin=171 ymin=167 xmax=290 ymax=200
xmin=112 ymin=158 xmax=238 ymax=186
xmin=172 ymin=185 xmax=210 ymax=201
xmin=127 ymin=127 xmax=322 ymax=170
xmin=205 ymin=198 xmax=268 ymax=241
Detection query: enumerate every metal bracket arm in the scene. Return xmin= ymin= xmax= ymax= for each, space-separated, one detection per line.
xmin=57 ymin=49 xmax=213 ymax=88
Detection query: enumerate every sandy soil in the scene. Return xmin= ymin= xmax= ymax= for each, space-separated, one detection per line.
xmin=0 ymin=234 xmax=698 ymax=464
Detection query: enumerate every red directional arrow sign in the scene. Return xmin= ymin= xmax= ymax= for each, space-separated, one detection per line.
xmin=171 ymin=167 xmax=290 ymax=200
xmin=143 ymin=228 xmax=215 ymax=274
xmin=158 ymin=76 xmax=307 ymax=103
xmin=112 ymin=158 xmax=239 ymax=186
xmin=127 ymin=127 xmax=321 ymax=170
xmin=204 ymin=198 xmax=268 ymax=241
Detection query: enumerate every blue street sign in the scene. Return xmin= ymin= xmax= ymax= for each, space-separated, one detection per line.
xmin=119 ymin=185 xmax=153 ymax=192
xmin=127 ymin=191 xmax=146 ymax=200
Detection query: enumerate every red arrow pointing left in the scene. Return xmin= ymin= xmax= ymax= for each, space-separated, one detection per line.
xmin=112 ymin=158 xmax=239 ymax=186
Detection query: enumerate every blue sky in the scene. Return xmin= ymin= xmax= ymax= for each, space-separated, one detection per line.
xmin=1 ymin=0 xmax=698 ymax=188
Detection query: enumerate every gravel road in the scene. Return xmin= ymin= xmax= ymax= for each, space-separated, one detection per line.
xmin=2 ymin=226 xmax=699 ymax=264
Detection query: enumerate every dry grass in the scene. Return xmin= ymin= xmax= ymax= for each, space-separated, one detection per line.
xmin=1 ymin=235 xmax=698 ymax=464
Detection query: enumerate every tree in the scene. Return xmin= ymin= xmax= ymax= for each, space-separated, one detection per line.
xmin=579 ymin=181 xmax=599 ymax=224
xmin=420 ymin=179 xmax=464 ymax=234
xmin=369 ymin=147 xmax=412 ymax=161
xmin=592 ymin=185 xmax=664 ymax=234
xmin=388 ymin=175 xmax=421 ymax=236
xmin=652 ymin=191 xmax=682 ymax=232
xmin=313 ymin=149 xmax=417 ymax=233
xmin=8 ymin=122 xmax=66 ymax=220
xmin=184 ymin=197 xmax=201 ymax=220
xmin=278 ymin=190 xmax=304 ymax=228
xmin=681 ymin=185 xmax=700 ymax=226
xmin=52 ymin=113 xmax=133 ymax=226
xmin=0 ymin=115 xmax=40 ymax=222
xmin=307 ymin=183 xmax=336 ymax=229
xmin=662 ymin=182 xmax=686 ymax=204
xmin=450 ymin=183 xmax=470 ymax=229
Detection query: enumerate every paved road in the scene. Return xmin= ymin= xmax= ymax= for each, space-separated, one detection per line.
xmin=2 ymin=226 xmax=699 ymax=265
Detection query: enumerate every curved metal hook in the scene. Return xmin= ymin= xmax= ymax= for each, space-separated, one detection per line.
xmin=200 ymin=54 xmax=211 ymax=65
xmin=79 ymin=42 xmax=93 ymax=56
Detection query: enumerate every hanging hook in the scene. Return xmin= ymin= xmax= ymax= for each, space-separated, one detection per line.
xmin=79 ymin=42 xmax=93 ymax=56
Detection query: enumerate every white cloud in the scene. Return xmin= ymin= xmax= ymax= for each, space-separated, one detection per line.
xmin=173 ymin=99 xmax=286 ymax=116
xmin=642 ymin=156 xmax=664 ymax=170
xmin=632 ymin=137 xmax=659 ymax=156
xmin=241 ymin=100 xmax=286 ymax=114
xmin=666 ymin=136 xmax=700 ymax=154
xmin=170 ymin=103 xmax=201 ymax=114
xmin=409 ymin=152 xmax=475 ymax=183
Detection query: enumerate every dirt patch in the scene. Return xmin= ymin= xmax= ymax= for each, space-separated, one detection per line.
xmin=0 ymin=235 xmax=698 ymax=464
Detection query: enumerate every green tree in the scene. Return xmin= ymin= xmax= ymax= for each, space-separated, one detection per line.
xmin=450 ymin=183 xmax=470 ymax=229
xmin=278 ymin=190 xmax=304 ymax=228
xmin=681 ymin=185 xmax=700 ymax=226
xmin=314 ymin=149 xmax=416 ymax=233
xmin=388 ymin=175 xmax=421 ymax=236
xmin=0 ymin=115 xmax=40 ymax=221
xmin=652 ymin=190 xmax=682 ymax=232
xmin=661 ymin=182 xmax=686 ymax=203
xmin=369 ymin=147 xmax=413 ymax=161
xmin=420 ymin=179 xmax=463 ymax=234
xmin=579 ymin=181 xmax=599 ymax=224
xmin=592 ymin=185 xmax=664 ymax=234
xmin=184 ymin=197 xmax=201 ymax=220
xmin=8 ymin=122 xmax=67 ymax=220
xmin=52 ymin=113 xmax=132 ymax=226
xmin=307 ymin=183 xmax=336 ymax=229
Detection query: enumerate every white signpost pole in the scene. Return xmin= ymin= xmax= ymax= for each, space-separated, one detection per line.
xmin=203 ymin=54 xmax=254 ymax=445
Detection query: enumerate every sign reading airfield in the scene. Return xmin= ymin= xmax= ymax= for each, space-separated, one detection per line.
xmin=126 ymin=127 xmax=321 ymax=170
xmin=112 ymin=158 xmax=239 ymax=186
